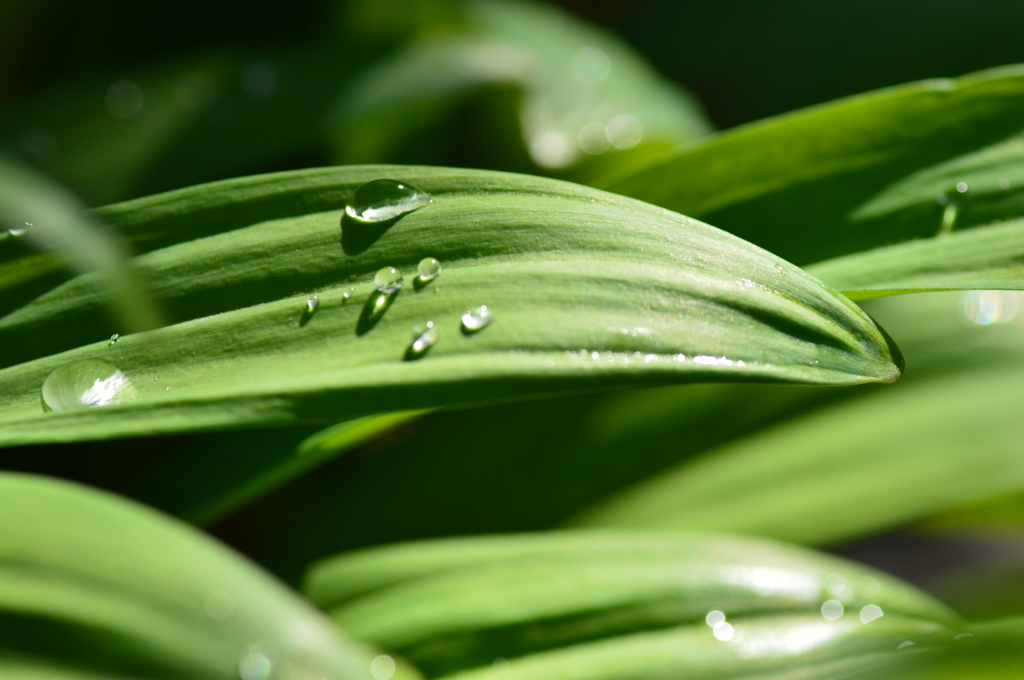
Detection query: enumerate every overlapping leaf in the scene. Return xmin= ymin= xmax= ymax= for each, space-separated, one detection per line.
xmin=0 ymin=166 xmax=900 ymax=448
xmin=0 ymin=472 xmax=368 ymax=680
xmin=307 ymin=532 xmax=955 ymax=678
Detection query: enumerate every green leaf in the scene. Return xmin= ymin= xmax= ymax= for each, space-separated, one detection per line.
xmin=306 ymin=531 xmax=955 ymax=677
xmin=0 ymin=165 xmax=901 ymax=447
xmin=0 ymin=472 xmax=368 ymax=680
xmin=571 ymin=297 xmax=1024 ymax=545
xmin=0 ymin=159 xmax=162 ymax=332
xmin=807 ymin=218 xmax=1024 ymax=299
xmin=599 ymin=66 xmax=1024 ymax=266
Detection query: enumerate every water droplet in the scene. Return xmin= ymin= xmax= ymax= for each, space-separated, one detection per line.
xmin=939 ymin=196 xmax=959 ymax=234
xmin=578 ymin=122 xmax=611 ymax=155
xmin=165 ymin=386 xmax=171 ymax=391
xmin=705 ymin=611 xmax=726 ymax=627
xmin=860 ymin=604 xmax=884 ymax=624
xmin=956 ymin=181 xmax=969 ymax=193
xmin=239 ymin=649 xmax=273 ymax=680
xmin=409 ymin=321 xmax=438 ymax=356
xmin=374 ymin=267 xmax=404 ymax=294
xmin=606 ymin=114 xmax=642 ymax=150
xmin=713 ymin=622 xmax=734 ymax=641
xmin=370 ymin=655 xmax=396 ymax=680
xmin=956 ymin=633 xmax=975 ymax=640
xmin=345 ymin=180 xmax=430 ymax=223
xmin=417 ymin=257 xmax=442 ymax=282
xmin=821 ymin=600 xmax=844 ymax=621
xmin=773 ymin=263 xmax=788 ymax=276
xmin=8 ymin=222 xmax=31 ymax=237
xmin=999 ymin=178 xmax=1011 ymax=190
xmin=342 ymin=286 xmax=354 ymax=301
xmin=898 ymin=641 xmax=915 ymax=650
xmin=306 ymin=295 xmax=319 ymax=313
xmin=41 ymin=360 xmax=137 ymax=412
xmin=461 ymin=305 xmax=493 ymax=332
xmin=108 ymin=333 xmax=120 ymax=346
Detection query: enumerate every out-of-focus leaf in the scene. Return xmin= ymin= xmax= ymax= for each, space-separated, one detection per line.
xmin=0 ymin=472 xmax=368 ymax=680
xmin=0 ymin=166 xmax=901 ymax=448
xmin=0 ymin=158 xmax=161 ymax=331
xmin=600 ymin=66 xmax=1024 ymax=266
xmin=133 ymin=410 xmax=426 ymax=525
xmin=307 ymin=531 xmax=954 ymax=677
xmin=807 ymin=219 xmax=1024 ymax=298
xmin=335 ymin=0 xmax=711 ymax=171
xmin=572 ymin=341 xmax=1024 ymax=545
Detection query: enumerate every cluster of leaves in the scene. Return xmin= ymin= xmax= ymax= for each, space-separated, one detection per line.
xmin=3 ymin=1 xmax=1024 ymax=678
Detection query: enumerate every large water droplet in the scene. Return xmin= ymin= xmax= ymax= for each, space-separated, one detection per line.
xmin=374 ymin=267 xmax=404 ymax=294
xmin=345 ymin=179 xmax=430 ymax=223
xmin=417 ymin=257 xmax=442 ymax=282
xmin=409 ymin=321 xmax=438 ymax=356
xmin=41 ymin=360 xmax=138 ymax=411
xmin=461 ymin=305 xmax=492 ymax=332
xmin=8 ymin=222 xmax=32 ymax=237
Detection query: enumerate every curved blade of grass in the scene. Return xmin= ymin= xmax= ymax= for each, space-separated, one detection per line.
xmin=572 ymin=358 xmax=1024 ymax=546
xmin=0 ymin=166 xmax=901 ymax=447
xmin=336 ymin=0 xmax=710 ymax=171
xmin=807 ymin=219 xmax=1024 ymax=299
xmin=133 ymin=410 xmax=426 ymax=526
xmin=308 ymin=531 xmax=954 ymax=676
xmin=599 ymin=66 xmax=1024 ymax=266
xmin=0 ymin=472 xmax=368 ymax=680
xmin=432 ymin=614 xmax=946 ymax=680
xmin=0 ymin=159 xmax=161 ymax=332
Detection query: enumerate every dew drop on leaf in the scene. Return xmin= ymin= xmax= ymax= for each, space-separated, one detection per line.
xmin=345 ymin=179 xmax=430 ymax=223
xmin=41 ymin=360 xmax=138 ymax=411
xmin=409 ymin=321 xmax=438 ymax=356
xmin=374 ymin=267 xmax=404 ymax=294
xmin=108 ymin=333 xmax=120 ymax=345
xmin=306 ymin=295 xmax=319 ymax=313
xmin=417 ymin=257 xmax=442 ymax=282
xmin=461 ymin=305 xmax=493 ymax=332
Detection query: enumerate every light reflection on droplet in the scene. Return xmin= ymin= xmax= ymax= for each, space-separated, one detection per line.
xmin=705 ymin=610 xmax=726 ymax=627
xmin=823 ymin=573 xmax=846 ymax=596
xmin=417 ymin=257 xmax=442 ymax=282
xmin=962 ymin=290 xmax=1019 ymax=325
xmin=106 ymin=80 xmax=144 ymax=118
xmin=374 ymin=267 xmax=404 ymax=294
xmin=578 ymin=122 xmax=611 ymax=155
xmin=821 ymin=600 xmax=844 ymax=621
xmin=571 ymin=47 xmax=611 ymax=85
xmin=530 ymin=129 xmax=575 ymax=168
xmin=242 ymin=61 xmax=279 ymax=99
xmin=370 ymin=655 xmax=396 ymax=680
xmin=860 ymin=604 xmax=884 ymax=624
xmin=606 ymin=114 xmax=642 ymax=150
xmin=713 ymin=622 xmax=735 ymax=641
xmin=898 ymin=641 xmax=915 ymax=649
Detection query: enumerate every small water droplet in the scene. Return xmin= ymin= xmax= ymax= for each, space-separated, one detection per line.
xmin=417 ymin=257 xmax=442 ymax=282
xmin=345 ymin=179 xmax=430 ymax=223
xmin=956 ymin=181 xmax=969 ymax=193
xmin=821 ymin=600 xmax=844 ymax=621
xmin=41 ymin=360 xmax=137 ymax=411
xmin=409 ymin=321 xmax=438 ymax=357
xmin=8 ymin=222 xmax=32 ymax=237
xmin=713 ymin=622 xmax=734 ymax=641
xmin=370 ymin=655 xmax=396 ymax=680
xmin=773 ymin=263 xmax=788 ymax=276
xmin=461 ymin=305 xmax=493 ymax=332
xmin=705 ymin=611 xmax=726 ymax=627
xmin=165 ymin=386 xmax=171 ymax=391
xmin=342 ymin=286 xmax=354 ymax=301
xmin=306 ymin=295 xmax=319 ymax=313
xmin=860 ymin=604 xmax=884 ymax=624
xmin=108 ymin=333 xmax=120 ymax=345
xmin=374 ymin=267 xmax=404 ymax=294
xmin=898 ymin=641 xmax=915 ymax=650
